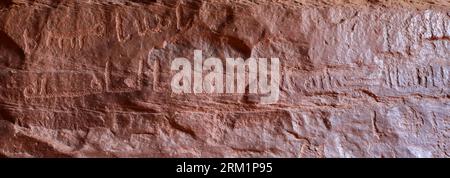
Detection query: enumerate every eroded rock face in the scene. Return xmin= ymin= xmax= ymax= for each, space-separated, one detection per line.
xmin=0 ymin=0 xmax=449 ymax=158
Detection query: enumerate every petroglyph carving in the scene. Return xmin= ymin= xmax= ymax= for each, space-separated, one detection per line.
xmin=382 ymin=63 xmax=449 ymax=90
xmin=115 ymin=10 xmax=171 ymax=42
xmin=304 ymin=70 xmax=344 ymax=91
xmin=382 ymin=11 xmax=450 ymax=56
xmin=22 ymin=29 xmax=37 ymax=54
xmin=44 ymin=8 xmax=106 ymax=49
xmin=23 ymin=71 xmax=103 ymax=98
xmin=300 ymin=66 xmax=383 ymax=93
xmin=147 ymin=48 xmax=162 ymax=91
xmin=45 ymin=24 xmax=104 ymax=49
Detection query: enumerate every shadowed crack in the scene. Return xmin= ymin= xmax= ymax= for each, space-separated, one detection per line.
xmin=0 ymin=30 xmax=25 ymax=69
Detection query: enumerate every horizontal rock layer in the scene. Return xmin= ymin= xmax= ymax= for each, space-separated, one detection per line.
xmin=0 ymin=0 xmax=449 ymax=157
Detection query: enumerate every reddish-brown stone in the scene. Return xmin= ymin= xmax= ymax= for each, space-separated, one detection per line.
xmin=0 ymin=0 xmax=449 ymax=157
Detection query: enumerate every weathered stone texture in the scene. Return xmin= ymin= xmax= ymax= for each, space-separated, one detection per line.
xmin=0 ymin=0 xmax=449 ymax=157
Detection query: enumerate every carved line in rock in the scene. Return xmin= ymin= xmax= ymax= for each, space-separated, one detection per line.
xmin=45 ymin=24 xmax=105 ymax=50
xmin=14 ymin=62 xmax=449 ymax=99
xmin=22 ymin=71 xmax=104 ymax=98
xmin=304 ymin=70 xmax=345 ymax=91
xmin=294 ymin=62 xmax=449 ymax=95
xmin=17 ymin=59 xmax=144 ymax=98
xmin=42 ymin=7 xmax=107 ymax=50
xmin=383 ymin=64 xmax=450 ymax=90
xmin=382 ymin=11 xmax=450 ymax=56
xmin=115 ymin=11 xmax=171 ymax=43
xmin=300 ymin=66 xmax=382 ymax=92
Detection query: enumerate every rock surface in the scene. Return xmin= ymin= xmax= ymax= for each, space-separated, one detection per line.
xmin=0 ymin=0 xmax=449 ymax=158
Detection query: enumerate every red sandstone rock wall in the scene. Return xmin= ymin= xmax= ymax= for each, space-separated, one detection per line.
xmin=0 ymin=0 xmax=449 ymax=158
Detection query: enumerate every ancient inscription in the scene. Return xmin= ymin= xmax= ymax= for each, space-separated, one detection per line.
xmin=115 ymin=10 xmax=171 ymax=43
xmin=382 ymin=11 xmax=450 ymax=56
xmin=382 ymin=63 xmax=449 ymax=91
xmin=23 ymin=71 xmax=103 ymax=98
xmin=301 ymin=67 xmax=381 ymax=93
xmin=44 ymin=8 xmax=106 ymax=50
